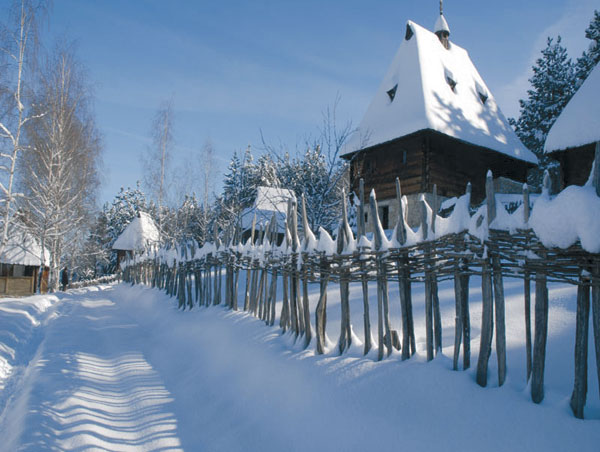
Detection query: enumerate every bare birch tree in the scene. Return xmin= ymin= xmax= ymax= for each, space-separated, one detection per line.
xmin=0 ymin=0 xmax=46 ymax=251
xmin=142 ymin=99 xmax=174 ymax=236
xmin=20 ymin=43 xmax=101 ymax=291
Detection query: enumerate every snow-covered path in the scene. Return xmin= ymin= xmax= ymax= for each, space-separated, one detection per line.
xmin=0 ymin=283 xmax=599 ymax=451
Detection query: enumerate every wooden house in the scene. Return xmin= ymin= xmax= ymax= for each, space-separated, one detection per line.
xmin=241 ymin=186 xmax=296 ymax=245
xmin=0 ymin=229 xmax=49 ymax=296
xmin=342 ymin=12 xmax=537 ymax=228
xmin=112 ymin=212 xmax=160 ymax=267
xmin=544 ymin=62 xmax=600 ymax=188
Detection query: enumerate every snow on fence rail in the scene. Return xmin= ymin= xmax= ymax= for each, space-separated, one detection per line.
xmin=69 ymin=274 xmax=120 ymax=289
xmin=122 ymin=171 xmax=600 ymax=419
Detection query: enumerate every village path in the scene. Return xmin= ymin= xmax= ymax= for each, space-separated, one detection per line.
xmin=0 ymin=283 xmax=599 ymax=451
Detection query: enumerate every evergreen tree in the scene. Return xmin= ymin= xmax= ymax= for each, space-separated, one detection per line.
xmin=510 ymin=36 xmax=577 ymax=179
xmin=575 ymin=10 xmax=600 ymax=86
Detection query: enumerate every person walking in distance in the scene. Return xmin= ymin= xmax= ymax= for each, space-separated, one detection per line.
xmin=61 ymin=267 xmax=69 ymax=291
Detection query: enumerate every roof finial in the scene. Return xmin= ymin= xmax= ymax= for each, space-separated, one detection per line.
xmin=434 ymin=0 xmax=450 ymax=49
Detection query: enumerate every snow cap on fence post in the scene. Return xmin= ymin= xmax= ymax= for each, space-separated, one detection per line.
xmin=301 ymin=194 xmax=316 ymax=250
xmin=358 ymin=179 xmax=366 ymax=238
xmin=395 ymin=178 xmax=407 ymax=246
xmin=431 ymin=184 xmax=438 ymax=235
xmin=542 ymin=170 xmax=551 ymax=198
xmin=420 ymin=194 xmax=429 ymax=241
xmin=485 ymin=170 xmax=496 ymax=226
xmin=250 ymin=213 xmax=257 ymax=246
xmin=341 ymin=188 xmax=354 ymax=250
xmin=270 ymin=212 xmax=278 ymax=248
xmin=291 ymin=198 xmax=300 ymax=252
xmin=285 ymin=199 xmax=293 ymax=249
xmin=369 ymin=189 xmax=384 ymax=250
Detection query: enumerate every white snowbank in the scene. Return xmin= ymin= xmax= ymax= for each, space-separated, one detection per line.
xmin=529 ymin=185 xmax=600 ymax=252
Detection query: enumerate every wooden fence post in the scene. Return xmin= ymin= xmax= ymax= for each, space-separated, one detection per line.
xmin=592 ymin=261 xmax=600 ymax=400
xmin=315 ymin=254 xmax=329 ymax=355
xmin=523 ymin=183 xmax=532 ymax=380
xmin=421 ymin=194 xmax=434 ymax=361
xmin=570 ymin=273 xmax=590 ymax=419
xmin=531 ymin=171 xmax=551 ymax=404
xmin=301 ymin=195 xmax=313 ymax=348
xmin=431 ymin=185 xmax=442 ymax=355
xmin=453 ymin=183 xmax=471 ymax=371
xmin=493 ymin=255 xmax=506 ymax=386
xmin=359 ymin=179 xmax=372 ymax=355
xmin=370 ymin=190 xmax=392 ymax=360
xmin=396 ymin=178 xmax=415 ymax=360
xmin=337 ymin=198 xmax=352 ymax=354
xmin=593 ymin=141 xmax=599 ymax=197
xmin=477 ymin=172 xmax=496 ymax=387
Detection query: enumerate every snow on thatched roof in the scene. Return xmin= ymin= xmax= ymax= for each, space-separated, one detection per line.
xmin=545 ymin=63 xmax=600 ymax=153
xmin=112 ymin=212 xmax=160 ymax=252
xmin=343 ymin=20 xmax=536 ymax=164
xmin=241 ymin=187 xmax=296 ymax=233
xmin=0 ymin=229 xmax=49 ymax=267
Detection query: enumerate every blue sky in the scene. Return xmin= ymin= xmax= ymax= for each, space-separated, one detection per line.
xmin=42 ymin=0 xmax=598 ymax=205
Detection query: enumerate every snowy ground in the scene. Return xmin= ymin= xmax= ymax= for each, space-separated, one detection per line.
xmin=0 ymin=277 xmax=598 ymax=451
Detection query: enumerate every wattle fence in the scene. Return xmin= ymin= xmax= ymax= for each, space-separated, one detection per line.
xmin=122 ymin=171 xmax=600 ymax=419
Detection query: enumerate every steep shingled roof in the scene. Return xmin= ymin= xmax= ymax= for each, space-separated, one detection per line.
xmin=343 ymin=20 xmax=536 ymax=164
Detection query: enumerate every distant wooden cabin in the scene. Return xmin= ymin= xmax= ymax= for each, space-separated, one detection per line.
xmin=241 ymin=186 xmax=296 ymax=245
xmin=545 ymin=62 xmax=600 ymax=188
xmin=342 ymin=15 xmax=537 ymax=228
xmin=0 ymin=230 xmax=49 ymax=296
xmin=112 ymin=212 xmax=160 ymax=267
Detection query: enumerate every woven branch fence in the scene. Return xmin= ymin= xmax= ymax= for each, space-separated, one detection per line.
xmin=123 ymin=171 xmax=600 ymax=419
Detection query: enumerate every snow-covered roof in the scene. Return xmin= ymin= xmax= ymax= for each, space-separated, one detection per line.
xmin=545 ymin=62 xmax=600 ymax=153
xmin=0 ymin=230 xmax=49 ymax=267
xmin=241 ymin=187 xmax=296 ymax=233
xmin=112 ymin=212 xmax=160 ymax=252
xmin=343 ymin=20 xmax=536 ymax=164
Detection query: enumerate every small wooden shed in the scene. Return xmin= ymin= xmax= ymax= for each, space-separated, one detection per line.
xmin=241 ymin=186 xmax=296 ymax=245
xmin=0 ymin=230 xmax=49 ymax=296
xmin=342 ymin=14 xmax=537 ymax=228
xmin=545 ymin=62 xmax=600 ymax=188
xmin=112 ymin=212 xmax=160 ymax=267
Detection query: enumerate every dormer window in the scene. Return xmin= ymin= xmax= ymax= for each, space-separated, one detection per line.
xmin=405 ymin=24 xmax=414 ymax=41
xmin=387 ymin=84 xmax=398 ymax=102
xmin=475 ymin=82 xmax=488 ymax=104
xmin=444 ymin=68 xmax=457 ymax=93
